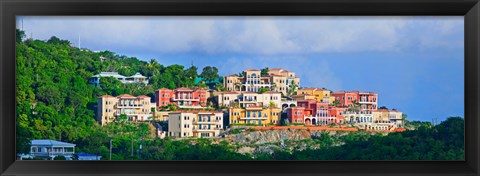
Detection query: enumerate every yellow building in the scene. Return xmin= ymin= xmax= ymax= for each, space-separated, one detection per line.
xmin=97 ymin=94 xmax=152 ymax=126
xmin=229 ymin=106 xmax=281 ymax=125
xmin=296 ymin=88 xmax=334 ymax=103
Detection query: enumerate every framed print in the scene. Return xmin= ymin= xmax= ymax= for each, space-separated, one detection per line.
xmin=1 ymin=0 xmax=479 ymax=176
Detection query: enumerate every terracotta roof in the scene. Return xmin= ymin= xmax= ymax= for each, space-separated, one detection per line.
xmin=157 ymin=88 xmax=173 ymax=91
xmin=263 ymin=91 xmax=281 ymax=94
xmin=219 ymin=91 xmax=240 ymax=95
xmin=137 ymin=95 xmax=150 ymax=98
xmin=194 ymin=88 xmax=206 ymax=91
xmin=292 ymin=94 xmax=311 ymax=97
xmin=175 ymin=87 xmax=193 ymax=91
xmin=373 ymin=109 xmax=400 ymax=112
xmin=116 ymin=94 xmax=136 ymax=98
xmin=99 ymin=94 xmax=116 ymax=98
xmin=226 ymin=74 xmax=239 ymax=77
xmin=241 ymin=91 xmax=258 ymax=94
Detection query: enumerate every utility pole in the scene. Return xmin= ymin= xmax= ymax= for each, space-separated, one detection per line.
xmin=109 ymin=138 xmax=113 ymax=160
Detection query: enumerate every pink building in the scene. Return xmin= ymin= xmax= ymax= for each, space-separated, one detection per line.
xmin=155 ymin=87 xmax=207 ymax=109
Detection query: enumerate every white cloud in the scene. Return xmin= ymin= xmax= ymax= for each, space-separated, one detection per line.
xmin=18 ymin=16 xmax=463 ymax=56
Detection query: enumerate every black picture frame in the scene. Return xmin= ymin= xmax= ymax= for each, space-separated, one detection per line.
xmin=1 ymin=0 xmax=479 ymax=176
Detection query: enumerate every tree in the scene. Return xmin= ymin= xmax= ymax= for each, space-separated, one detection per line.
xmin=16 ymin=29 xmax=26 ymax=43
xmin=47 ymin=36 xmax=71 ymax=45
xmin=260 ymin=67 xmax=269 ymax=77
xmin=268 ymin=101 xmax=276 ymax=108
xmin=258 ymin=87 xmax=269 ymax=94
xmin=288 ymin=80 xmax=297 ymax=96
xmin=331 ymin=99 xmax=341 ymax=107
xmin=379 ymin=106 xmax=388 ymax=110
xmin=200 ymin=66 xmax=219 ymax=82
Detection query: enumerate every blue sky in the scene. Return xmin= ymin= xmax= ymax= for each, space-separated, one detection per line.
xmin=17 ymin=16 xmax=464 ymax=122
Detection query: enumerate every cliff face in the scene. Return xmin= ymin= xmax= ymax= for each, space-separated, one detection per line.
xmin=212 ymin=129 xmax=341 ymax=155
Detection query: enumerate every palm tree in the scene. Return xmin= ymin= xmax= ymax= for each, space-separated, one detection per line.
xmin=269 ymin=101 xmax=276 ymax=108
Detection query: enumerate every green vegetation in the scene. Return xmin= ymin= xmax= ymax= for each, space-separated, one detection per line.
xmin=255 ymin=117 xmax=464 ymax=160
xmin=14 ymin=30 xmax=221 ymax=156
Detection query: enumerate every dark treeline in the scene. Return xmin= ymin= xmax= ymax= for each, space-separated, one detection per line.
xmin=15 ymin=30 xmax=464 ymax=160
xmin=255 ymin=117 xmax=464 ymax=160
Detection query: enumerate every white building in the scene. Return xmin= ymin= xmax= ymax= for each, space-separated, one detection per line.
xmin=217 ymin=91 xmax=282 ymax=109
xmin=89 ymin=72 xmax=148 ymax=86
xmin=168 ymin=111 xmax=223 ymax=138
xmin=26 ymin=140 xmax=76 ymax=160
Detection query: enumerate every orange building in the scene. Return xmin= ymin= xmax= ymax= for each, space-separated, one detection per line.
xmin=286 ymin=107 xmax=308 ymax=123
xmin=155 ymin=87 xmax=207 ymax=109
xmin=331 ymin=90 xmax=378 ymax=110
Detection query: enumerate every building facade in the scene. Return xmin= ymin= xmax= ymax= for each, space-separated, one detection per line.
xmin=217 ymin=91 xmax=282 ymax=109
xmin=97 ymin=94 xmax=152 ymax=126
xmin=296 ymin=88 xmax=335 ymax=103
xmin=229 ymin=106 xmax=282 ymax=125
xmin=331 ymin=91 xmax=378 ymax=111
xmin=28 ymin=140 xmax=76 ymax=160
xmin=223 ymin=68 xmax=301 ymax=95
xmin=168 ymin=111 xmax=224 ymax=138
xmin=155 ymin=87 xmax=207 ymax=109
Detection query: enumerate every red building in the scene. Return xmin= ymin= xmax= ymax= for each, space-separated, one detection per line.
xmin=155 ymin=88 xmax=174 ymax=107
xmin=286 ymin=107 xmax=308 ymax=123
xmin=328 ymin=107 xmax=347 ymax=124
xmin=155 ymin=87 xmax=207 ymax=109
xmin=331 ymin=90 xmax=378 ymax=111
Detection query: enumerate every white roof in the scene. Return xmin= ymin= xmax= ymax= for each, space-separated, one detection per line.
xmin=128 ymin=73 xmax=147 ymax=78
xmin=92 ymin=72 xmax=126 ymax=78
xmin=31 ymin=140 xmax=76 ymax=147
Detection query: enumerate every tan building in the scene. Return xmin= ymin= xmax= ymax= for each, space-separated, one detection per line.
xmin=168 ymin=111 xmax=223 ymax=138
xmin=296 ymin=88 xmax=335 ymax=103
xmin=217 ymin=91 xmax=241 ymax=108
xmin=223 ymin=68 xmax=300 ymax=95
xmin=372 ymin=109 xmax=404 ymax=129
xmin=97 ymin=94 xmax=152 ymax=126
xmin=269 ymin=68 xmax=300 ymax=94
xmin=291 ymin=94 xmax=316 ymax=101
xmin=229 ymin=106 xmax=281 ymax=125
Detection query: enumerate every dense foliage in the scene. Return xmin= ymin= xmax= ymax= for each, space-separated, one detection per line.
xmin=257 ymin=117 xmax=464 ymax=160
xmin=15 ymin=30 xmax=214 ymax=155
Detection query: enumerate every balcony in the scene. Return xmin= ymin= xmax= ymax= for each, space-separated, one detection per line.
xmin=115 ymin=104 xmax=144 ymax=108
xmin=193 ymin=128 xmax=220 ymax=132
xmin=114 ymin=112 xmax=151 ymax=116
xmin=359 ymin=100 xmax=376 ymax=104
xmin=240 ymin=116 xmax=268 ymax=120
xmin=193 ymin=120 xmax=222 ymax=124
xmin=172 ymin=97 xmax=200 ymax=101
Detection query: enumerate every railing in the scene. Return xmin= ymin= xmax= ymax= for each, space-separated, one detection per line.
xmin=172 ymin=97 xmax=200 ymax=101
xmin=240 ymin=116 xmax=268 ymax=120
xmin=194 ymin=120 xmax=221 ymax=124
xmin=114 ymin=112 xmax=151 ymax=116
xmin=116 ymin=104 xmax=144 ymax=108
xmin=193 ymin=128 xmax=220 ymax=131
xmin=359 ymin=100 xmax=377 ymax=103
